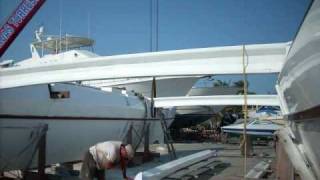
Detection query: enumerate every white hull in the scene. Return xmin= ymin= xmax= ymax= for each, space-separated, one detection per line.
xmin=278 ymin=1 xmax=320 ymax=114
xmin=0 ymin=119 xmax=144 ymax=170
xmin=171 ymin=87 xmax=239 ymax=128
xmin=221 ymin=120 xmax=281 ymax=136
xmin=0 ymin=83 xmax=149 ymax=170
xmin=277 ymin=1 xmax=320 ymax=179
xmin=221 ymin=120 xmax=282 ymax=136
xmin=176 ymin=87 xmax=239 ymax=115
xmin=222 ymin=123 xmax=280 ymax=136
xmin=84 ymin=76 xmax=198 ymax=98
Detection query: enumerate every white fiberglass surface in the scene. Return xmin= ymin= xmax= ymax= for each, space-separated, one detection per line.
xmin=278 ymin=0 xmax=320 ymax=114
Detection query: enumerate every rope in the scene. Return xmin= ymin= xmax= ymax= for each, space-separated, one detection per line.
xmin=242 ymin=44 xmax=248 ymax=179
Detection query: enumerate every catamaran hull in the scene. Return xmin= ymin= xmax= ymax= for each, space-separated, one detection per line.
xmin=173 ymin=87 xmax=239 ymax=128
xmin=0 ymin=118 xmax=145 ymax=171
xmin=277 ymin=0 xmax=320 ymax=179
xmin=0 ymin=83 xmax=148 ymax=171
xmin=84 ymin=76 xmax=199 ymax=98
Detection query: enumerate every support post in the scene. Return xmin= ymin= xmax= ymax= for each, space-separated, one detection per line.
xmin=127 ymin=125 xmax=133 ymax=145
xmin=143 ymin=123 xmax=151 ymax=161
xmin=38 ymin=124 xmax=48 ymax=180
xmin=242 ymin=44 xmax=249 ymax=177
xmin=240 ymin=134 xmax=253 ymax=157
xmin=276 ymin=135 xmax=294 ymax=180
xmin=151 ymin=77 xmax=157 ymax=118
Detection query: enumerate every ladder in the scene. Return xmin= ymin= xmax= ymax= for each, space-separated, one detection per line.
xmin=159 ymin=114 xmax=177 ymax=160
xmin=151 ymin=77 xmax=176 ymax=160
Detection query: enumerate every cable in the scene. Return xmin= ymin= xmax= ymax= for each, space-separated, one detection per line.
xmin=242 ymin=45 xmax=249 ymax=179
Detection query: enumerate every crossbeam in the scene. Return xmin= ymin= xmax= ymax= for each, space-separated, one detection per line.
xmin=0 ymin=42 xmax=289 ymax=89
xmin=153 ymin=95 xmax=280 ymax=107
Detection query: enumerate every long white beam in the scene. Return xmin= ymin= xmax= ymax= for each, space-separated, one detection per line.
xmin=153 ymin=95 xmax=280 ymax=107
xmin=0 ymin=42 xmax=289 ymax=89
xmin=134 ymin=150 xmax=217 ymax=180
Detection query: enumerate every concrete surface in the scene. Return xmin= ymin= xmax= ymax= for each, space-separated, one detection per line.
xmin=2 ymin=142 xmax=275 ymax=180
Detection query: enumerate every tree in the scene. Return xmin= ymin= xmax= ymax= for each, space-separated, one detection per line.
xmin=233 ymin=80 xmax=256 ymax=94
xmin=213 ymin=80 xmax=230 ymax=87
xmin=233 ymin=80 xmax=246 ymax=88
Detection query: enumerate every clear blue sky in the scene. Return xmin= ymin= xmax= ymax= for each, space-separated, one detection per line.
xmin=0 ymin=0 xmax=311 ymax=93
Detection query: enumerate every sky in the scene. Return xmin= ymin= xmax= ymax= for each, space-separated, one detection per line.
xmin=0 ymin=0 xmax=311 ymax=93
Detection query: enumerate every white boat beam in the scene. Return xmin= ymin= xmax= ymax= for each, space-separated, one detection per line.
xmin=153 ymin=95 xmax=280 ymax=108
xmin=0 ymin=42 xmax=289 ymax=89
xmin=134 ymin=150 xmax=217 ymax=180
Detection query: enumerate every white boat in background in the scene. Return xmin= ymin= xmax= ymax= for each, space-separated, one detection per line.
xmin=221 ymin=119 xmax=282 ymax=136
xmin=83 ymin=76 xmax=198 ymax=98
xmin=172 ymin=86 xmax=239 ymax=128
xmin=248 ymin=106 xmax=282 ymax=120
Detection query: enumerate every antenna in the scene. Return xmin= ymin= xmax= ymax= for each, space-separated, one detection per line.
xmin=150 ymin=0 xmax=159 ymax=52
xmin=35 ymin=25 xmax=44 ymax=42
xmin=59 ymin=0 xmax=62 ymax=52
xmin=87 ymin=12 xmax=91 ymax=38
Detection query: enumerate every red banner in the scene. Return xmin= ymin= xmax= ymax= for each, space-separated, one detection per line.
xmin=0 ymin=0 xmax=46 ymax=57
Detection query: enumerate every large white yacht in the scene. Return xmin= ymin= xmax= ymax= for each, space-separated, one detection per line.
xmin=7 ymin=27 xmax=198 ymax=98
xmin=0 ymin=29 xmax=175 ymax=171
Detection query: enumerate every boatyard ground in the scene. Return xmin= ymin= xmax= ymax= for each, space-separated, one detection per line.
xmin=3 ymin=142 xmax=275 ymax=180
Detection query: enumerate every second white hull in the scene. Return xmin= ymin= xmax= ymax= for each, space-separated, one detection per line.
xmin=84 ymin=76 xmax=199 ymax=97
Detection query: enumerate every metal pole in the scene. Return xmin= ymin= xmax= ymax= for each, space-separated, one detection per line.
xmin=151 ymin=77 xmax=157 ymax=118
xmin=38 ymin=124 xmax=48 ymax=180
xmin=127 ymin=125 xmax=133 ymax=145
xmin=242 ymin=45 xmax=248 ymax=178
xmin=143 ymin=123 xmax=150 ymax=161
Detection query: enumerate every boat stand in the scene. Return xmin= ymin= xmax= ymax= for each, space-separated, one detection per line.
xmin=23 ymin=124 xmax=48 ymax=180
